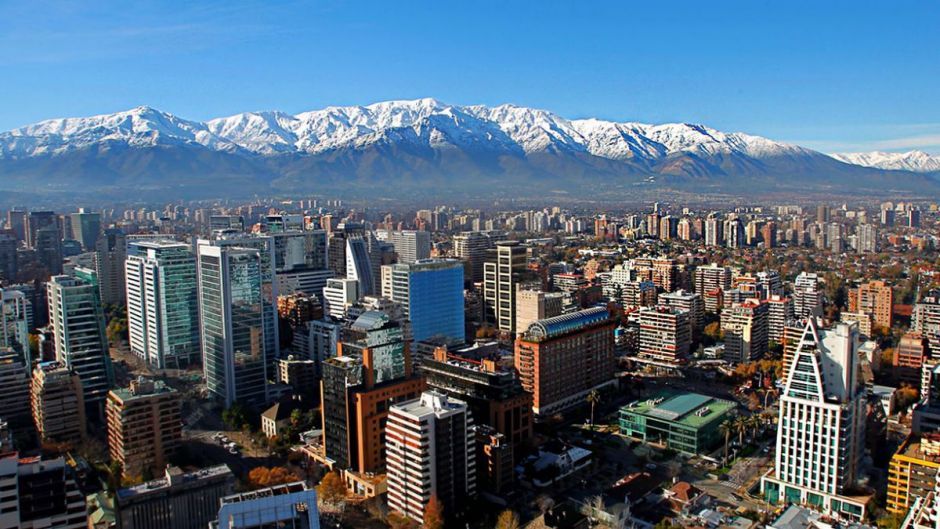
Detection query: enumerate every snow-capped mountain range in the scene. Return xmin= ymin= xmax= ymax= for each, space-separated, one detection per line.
xmin=830 ymin=150 xmax=940 ymax=173
xmin=0 ymin=98 xmax=936 ymax=197
xmin=0 ymin=98 xmax=811 ymax=160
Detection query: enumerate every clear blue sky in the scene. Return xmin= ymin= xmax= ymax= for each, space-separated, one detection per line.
xmin=2 ymin=0 xmax=939 ymax=154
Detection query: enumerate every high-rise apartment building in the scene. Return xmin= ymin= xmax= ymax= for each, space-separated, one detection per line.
xmin=388 ymin=259 xmax=464 ymax=343
xmin=514 ymin=307 xmax=616 ymax=417
xmin=483 ymin=241 xmax=528 ymax=334
xmin=453 ymin=231 xmax=492 ymax=283
xmin=387 ymin=391 xmax=476 ymax=522
xmin=0 ymin=453 xmax=86 ymax=529
xmin=197 ymin=243 xmax=270 ymax=408
xmin=721 ymin=300 xmax=769 ymax=364
xmin=766 ymin=295 xmax=795 ymax=343
xmin=125 ymin=240 xmax=200 ymax=368
xmin=694 ymin=264 xmax=732 ymax=313
xmin=659 ymin=289 xmax=704 ymax=336
xmin=848 ymin=280 xmax=894 ymax=331
xmin=762 ymin=320 xmax=867 ymax=521
xmin=106 ymin=377 xmax=182 ymax=480
xmin=638 ymin=306 xmax=692 ymax=365
xmin=384 ymin=230 xmax=431 ymax=264
xmin=0 ymin=288 xmax=32 ymax=360
xmin=756 ymin=270 xmax=784 ymax=300
xmin=704 ymin=214 xmax=723 ymax=247
xmin=30 ymin=362 xmax=86 ymax=443
xmin=887 ymin=434 xmax=940 ymax=515
xmin=47 ymin=274 xmax=113 ymax=410
xmin=914 ymin=292 xmax=940 ymax=353
xmin=793 ymin=272 xmax=823 ymax=319
xmin=857 ymin=224 xmax=877 ymax=253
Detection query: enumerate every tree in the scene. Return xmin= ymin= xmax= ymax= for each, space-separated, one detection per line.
xmin=586 ymin=389 xmax=601 ymax=431
xmin=422 ymin=495 xmax=444 ymax=529
xmin=316 ymin=471 xmax=346 ymax=504
xmin=734 ymin=415 xmax=748 ymax=445
xmin=496 ymin=509 xmax=521 ymax=529
xmin=222 ymin=403 xmax=250 ymax=430
xmin=703 ymin=322 xmax=723 ymax=345
xmin=718 ymin=420 xmax=733 ymax=463
xmin=247 ymin=466 xmax=300 ymax=489
xmin=388 ymin=512 xmax=419 ymax=529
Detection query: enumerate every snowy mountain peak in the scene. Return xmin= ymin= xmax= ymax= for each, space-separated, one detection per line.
xmin=0 ymin=98 xmax=890 ymax=171
xmin=830 ymin=150 xmax=940 ymax=172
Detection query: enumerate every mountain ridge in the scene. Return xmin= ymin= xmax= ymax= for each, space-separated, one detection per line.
xmin=1 ymin=99 xmax=937 ymax=198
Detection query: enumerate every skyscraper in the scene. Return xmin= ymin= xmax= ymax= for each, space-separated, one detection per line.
xmin=47 ymin=273 xmax=113 ymax=411
xmin=387 ymin=391 xmax=476 ymax=522
xmin=201 ymin=234 xmax=279 ymax=369
xmin=483 ymin=241 xmax=527 ymax=334
xmin=34 ymin=225 xmax=62 ymax=276
xmin=762 ymin=320 xmax=867 ymax=521
xmin=69 ymin=208 xmax=101 ymax=251
xmin=95 ymin=228 xmax=127 ymax=306
xmin=320 ymin=312 xmax=425 ymax=473
xmin=388 ymin=259 xmax=464 ymax=343
xmin=0 ymin=230 xmax=17 ymax=283
xmin=25 ymin=211 xmax=58 ymax=249
xmin=345 ymin=236 xmax=375 ymax=296
xmin=125 ymin=240 xmax=200 ymax=368
xmin=197 ymin=243 xmax=270 ymax=408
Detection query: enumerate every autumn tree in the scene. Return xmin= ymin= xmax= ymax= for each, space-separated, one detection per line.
xmin=247 ymin=466 xmax=299 ymax=489
xmin=422 ymin=495 xmax=444 ymax=529
xmin=496 ymin=509 xmax=521 ymax=529
xmin=388 ymin=512 xmax=419 ymax=529
xmin=316 ymin=471 xmax=346 ymax=504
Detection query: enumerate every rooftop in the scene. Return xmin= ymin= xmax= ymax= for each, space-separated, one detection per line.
xmin=895 ymin=434 xmax=940 ymax=463
xmin=524 ymin=307 xmax=611 ymax=341
xmin=116 ymin=465 xmax=233 ymax=501
xmin=621 ymin=391 xmax=736 ymax=428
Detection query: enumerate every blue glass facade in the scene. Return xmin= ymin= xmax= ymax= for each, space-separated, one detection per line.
xmin=399 ymin=261 xmax=464 ymax=343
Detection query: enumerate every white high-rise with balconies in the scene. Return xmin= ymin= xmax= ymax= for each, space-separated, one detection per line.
xmin=386 ymin=391 xmax=475 ymax=522
xmin=761 ymin=319 xmax=868 ymax=521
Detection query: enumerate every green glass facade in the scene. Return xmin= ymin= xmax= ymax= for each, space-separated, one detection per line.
xmin=619 ymin=391 xmax=735 ymax=455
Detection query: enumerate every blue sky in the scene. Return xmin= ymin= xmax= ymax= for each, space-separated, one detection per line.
xmin=2 ymin=0 xmax=939 ymax=154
